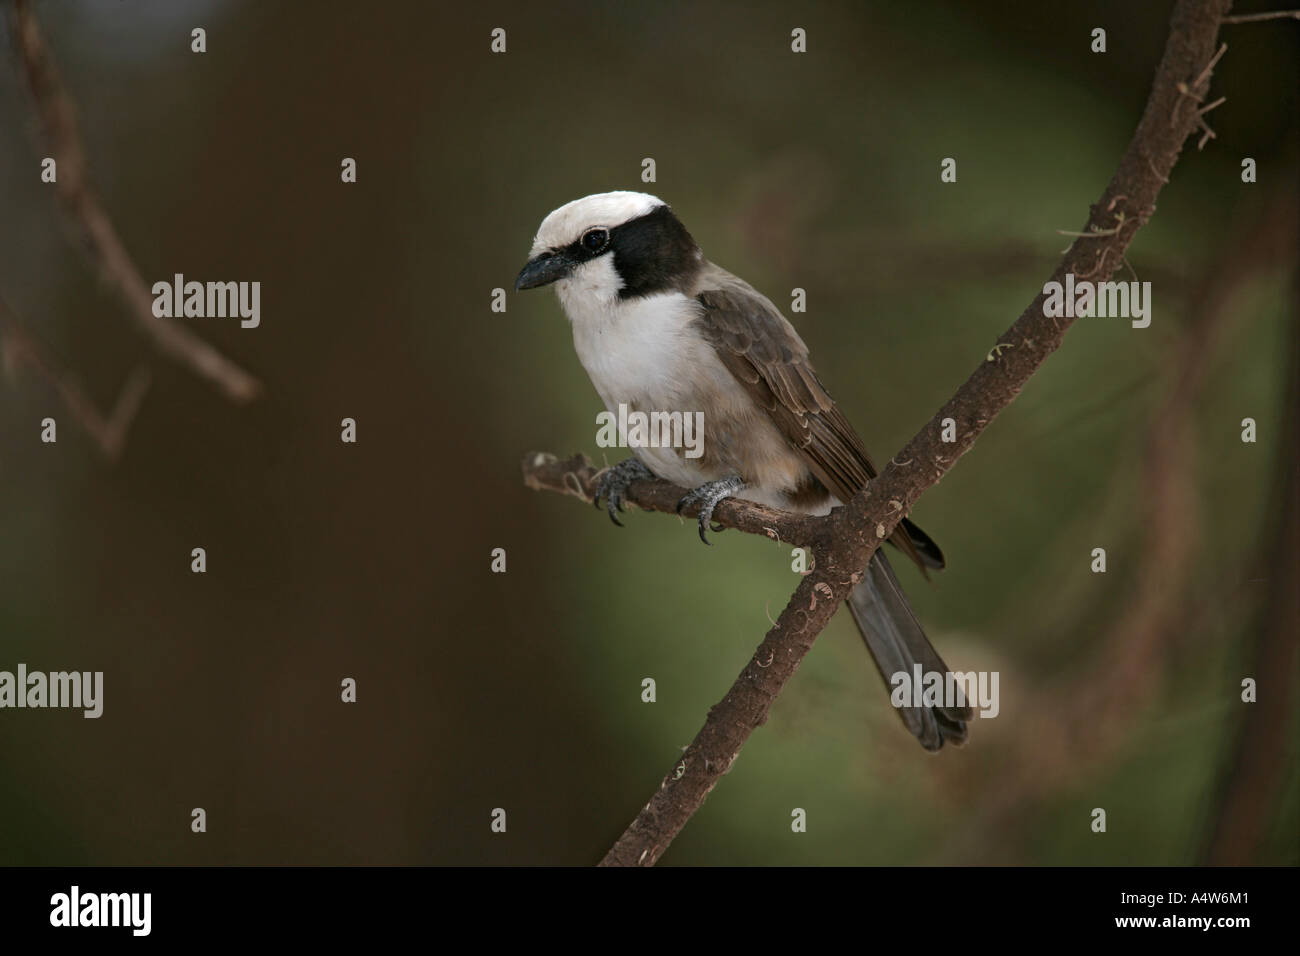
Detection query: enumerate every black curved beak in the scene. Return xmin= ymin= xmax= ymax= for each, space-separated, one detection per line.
xmin=514 ymin=251 xmax=575 ymax=291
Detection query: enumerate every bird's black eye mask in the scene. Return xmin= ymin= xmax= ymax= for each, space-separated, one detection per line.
xmin=514 ymin=205 xmax=699 ymax=295
xmin=605 ymin=205 xmax=701 ymax=299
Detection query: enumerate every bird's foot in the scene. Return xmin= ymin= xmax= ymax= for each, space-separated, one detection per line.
xmin=593 ymin=458 xmax=656 ymax=527
xmin=676 ymin=475 xmax=745 ymax=545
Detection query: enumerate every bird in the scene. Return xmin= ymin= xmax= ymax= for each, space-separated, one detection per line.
xmin=515 ymin=191 xmax=970 ymax=750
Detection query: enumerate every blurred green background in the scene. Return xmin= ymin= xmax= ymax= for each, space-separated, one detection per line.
xmin=0 ymin=0 xmax=1295 ymax=865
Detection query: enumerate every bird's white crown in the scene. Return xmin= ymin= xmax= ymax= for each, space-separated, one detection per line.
xmin=529 ymin=191 xmax=665 ymax=256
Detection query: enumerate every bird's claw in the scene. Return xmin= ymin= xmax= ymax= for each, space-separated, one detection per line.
xmin=593 ymin=458 xmax=656 ymax=527
xmin=675 ymin=476 xmax=746 ymax=544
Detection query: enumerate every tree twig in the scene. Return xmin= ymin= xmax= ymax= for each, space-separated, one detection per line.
xmin=1221 ymin=9 xmax=1300 ymax=23
xmin=8 ymin=0 xmax=261 ymax=403
xmin=522 ymin=0 xmax=1234 ymax=866
xmin=521 ymin=452 xmax=831 ymax=549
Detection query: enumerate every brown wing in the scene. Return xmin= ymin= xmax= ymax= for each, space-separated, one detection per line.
xmin=691 ymin=262 xmax=939 ymax=574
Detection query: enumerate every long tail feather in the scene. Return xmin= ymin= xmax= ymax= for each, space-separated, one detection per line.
xmin=845 ymin=551 xmax=970 ymax=750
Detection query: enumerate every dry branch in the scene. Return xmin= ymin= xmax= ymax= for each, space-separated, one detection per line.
xmin=522 ymin=452 xmax=830 ymax=548
xmin=8 ymin=0 xmax=261 ymax=403
xmin=521 ymin=0 xmax=1234 ymax=867
xmin=1221 ymin=9 xmax=1300 ymax=23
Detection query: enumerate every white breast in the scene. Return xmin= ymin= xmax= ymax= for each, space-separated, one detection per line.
xmin=567 ymin=302 xmax=699 ymax=403
xmin=554 ymin=257 xmax=809 ymax=500
xmin=555 ymin=259 xmax=717 ymax=486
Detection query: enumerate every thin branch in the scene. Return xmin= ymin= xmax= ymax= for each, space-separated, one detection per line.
xmin=521 ymin=452 xmax=830 ymax=549
xmin=1 ymin=297 xmax=152 ymax=460
xmin=8 ymin=0 xmax=261 ymax=403
xmin=1221 ymin=9 xmax=1300 ymax=22
xmin=523 ymin=0 xmax=1234 ymax=866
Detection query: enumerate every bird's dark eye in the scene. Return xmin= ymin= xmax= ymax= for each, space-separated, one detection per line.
xmin=581 ymin=228 xmax=609 ymax=253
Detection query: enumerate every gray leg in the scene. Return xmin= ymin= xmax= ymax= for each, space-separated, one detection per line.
xmin=593 ymin=458 xmax=656 ymax=527
xmin=676 ymin=475 xmax=745 ymax=545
